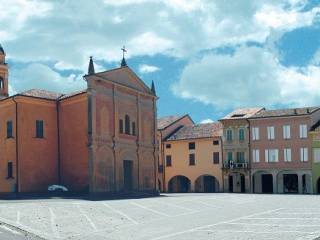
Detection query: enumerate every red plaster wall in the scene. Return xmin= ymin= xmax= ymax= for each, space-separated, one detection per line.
xmin=59 ymin=94 xmax=89 ymax=192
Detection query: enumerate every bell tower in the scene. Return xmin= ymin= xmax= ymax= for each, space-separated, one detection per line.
xmin=0 ymin=44 xmax=8 ymax=98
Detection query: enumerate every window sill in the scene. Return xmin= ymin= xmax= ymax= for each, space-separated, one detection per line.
xmin=6 ymin=137 xmax=14 ymax=140
xmin=6 ymin=177 xmax=14 ymax=180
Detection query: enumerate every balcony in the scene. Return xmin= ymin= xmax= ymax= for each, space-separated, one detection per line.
xmin=223 ymin=161 xmax=249 ymax=169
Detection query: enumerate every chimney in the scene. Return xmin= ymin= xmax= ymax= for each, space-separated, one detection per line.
xmin=294 ymin=108 xmax=297 ymax=115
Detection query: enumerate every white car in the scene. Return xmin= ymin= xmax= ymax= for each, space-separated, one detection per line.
xmin=48 ymin=185 xmax=68 ymax=192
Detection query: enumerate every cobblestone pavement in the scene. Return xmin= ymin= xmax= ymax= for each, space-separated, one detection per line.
xmin=0 ymin=193 xmax=319 ymax=240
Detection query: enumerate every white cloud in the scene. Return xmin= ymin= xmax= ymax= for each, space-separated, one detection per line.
xmin=200 ymin=119 xmax=214 ymax=124
xmin=139 ymin=64 xmax=160 ymax=74
xmin=10 ymin=63 xmax=86 ymax=94
xmin=54 ymin=61 xmax=77 ymax=71
xmin=0 ymin=0 xmax=52 ymax=41
xmin=173 ymin=46 xmax=320 ymax=109
xmin=254 ymin=4 xmax=319 ymax=30
xmin=311 ymin=48 xmax=320 ymax=65
xmin=128 ymin=32 xmax=174 ymax=57
xmin=1 ymin=0 xmax=319 ymax=95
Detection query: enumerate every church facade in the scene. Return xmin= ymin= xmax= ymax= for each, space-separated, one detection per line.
xmin=0 ymin=45 xmax=158 ymax=194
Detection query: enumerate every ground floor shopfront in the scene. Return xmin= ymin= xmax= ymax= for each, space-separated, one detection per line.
xmin=167 ymin=174 xmax=221 ymax=193
xmin=252 ymin=169 xmax=313 ymax=194
xmin=222 ymin=167 xmax=251 ymax=193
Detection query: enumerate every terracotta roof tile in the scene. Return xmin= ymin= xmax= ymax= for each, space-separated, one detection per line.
xmin=157 ymin=115 xmax=186 ymax=130
xmin=250 ymin=107 xmax=319 ymax=119
xmin=222 ymin=107 xmax=264 ymax=120
xmin=166 ymin=122 xmax=223 ymax=141
xmin=19 ymin=89 xmax=63 ymax=100
xmin=59 ymin=89 xmax=87 ymax=100
xmin=18 ymin=89 xmax=87 ymax=101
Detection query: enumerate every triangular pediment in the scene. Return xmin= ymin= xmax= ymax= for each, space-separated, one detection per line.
xmin=92 ymin=67 xmax=154 ymax=95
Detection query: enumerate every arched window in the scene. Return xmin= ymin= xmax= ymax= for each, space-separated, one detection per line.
xmin=132 ymin=122 xmax=136 ymax=136
xmin=125 ymin=115 xmax=130 ymax=134
xmin=119 ymin=119 xmax=124 ymax=134
xmin=0 ymin=77 xmax=3 ymax=89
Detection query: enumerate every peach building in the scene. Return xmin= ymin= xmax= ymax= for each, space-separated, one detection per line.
xmin=157 ymin=115 xmax=194 ymax=191
xmin=159 ymin=121 xmax=223 ymax=193
xmin=219 ymin=108 xmax=263 ymax=193
xmin=249 ymin=107 xmax=320 ymax=194
xmin=0 ymin=45 xmax=158 ymax=194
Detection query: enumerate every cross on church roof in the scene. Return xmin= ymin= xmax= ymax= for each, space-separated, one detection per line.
xmin=121 ymin=46 xmax=127 ymax=58
xmin=121 ymin=46 xmax=127 ymax=67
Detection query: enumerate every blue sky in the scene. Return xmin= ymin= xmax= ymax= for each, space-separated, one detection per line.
xmin=1 ymin=0 xmax=320 ymax=123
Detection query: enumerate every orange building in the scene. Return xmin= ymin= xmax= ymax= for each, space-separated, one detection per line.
xmin=157 ymin=115 xmax=194 ymax=191
xmin=158 ymin=115 xmax=223 ymax=193
xmin=0 ymin=45 xmax=158 ymax=194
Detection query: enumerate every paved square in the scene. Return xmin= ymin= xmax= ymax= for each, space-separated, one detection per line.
xmin=0 ymin=194 xmax=320 ymax=240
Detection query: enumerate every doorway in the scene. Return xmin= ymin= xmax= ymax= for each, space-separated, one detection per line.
xmin=168 ymin=176 xmax=191 ymax=193
xmin=240 ymin=175 xmax=245 ymax=193
xmin=123 ymin=160 xmax=133 ymax=191
xmin=229 ymin=175 xmax=233 ymax=192
xmin=283 ymin=174 xmax=298 ymax=193
xmin=262 ymin=174 xmax=273 ymax=193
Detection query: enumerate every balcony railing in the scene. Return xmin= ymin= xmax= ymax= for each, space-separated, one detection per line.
xmin=223 ymin=161 xmax=249 ymax=169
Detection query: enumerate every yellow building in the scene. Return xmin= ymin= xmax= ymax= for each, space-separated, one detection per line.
xmin=160 ymin=121 xmax=223 ymax=193
xmin=157 ymin=115 xmax=194 ymax=191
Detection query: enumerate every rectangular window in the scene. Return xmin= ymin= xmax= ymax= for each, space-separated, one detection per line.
xmin=119 ymin=119 xmax=123 ymax=134
xmin=252 ymin=127 xmax=259 ymax=140
xmin=300 ymin=124 xmax=307 ymax=138
xmin=189 ymin=153 xmax=195 ymax=165
xmin=36 ymin=120 xmax=44 ymax=138
xmin=213 ymin=152 xmax=219 ymax=164
xmin=189 ymin=142 xmax=195 ymax=150
xmin=227 ymin=152 xmax=233 ymax=162
xmin=7 ymin=121 xmax=13 ymax=138
xmin=313 ymin=148 xmax=320 ymax=163
xmin=239 ymin=129 xmax=245 ymax=141
xmin=252 ymin=149 xmax=260 ymax=163
xmin=283 ymin=125 xmax=291 ymax=139
xmin=236 ymin=152 xmax=245 ymax=162
xmin=132 ymin=122 xmax=136 ymax=136
xmin=265 ymin=149 xmax=279 ymax=162
xmin=284 ymin=148 xmax=292 ymax=162
xmin=226 ymin=129 xmax=232 ymax=141
xmin=7 ymin=162 xmax=13 ymax=179
xmin=166 ymin=144 xmax=171 ymax=149
xmin=213 ymin=140 xmax=219 ymax=145
xmin=267 ymin=126 xmax=275 ymax=140
xmin=300 ymin=147 xmax=308 ymax=162
xmin=166 ymin=155 xmax=172 ymax=166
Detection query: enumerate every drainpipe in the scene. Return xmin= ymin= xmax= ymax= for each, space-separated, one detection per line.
xmin=220 ymin=135 xmax=224 ymax=193
xmin=136 ymin=94 xmax=140 ymax=191
xmin=112 ymin=85 xmax=117 ymax=192
xmin=160 ymin=132 xmax=165 ymax=192
xmin=56 ymin=100 xmax=61 ymax=185
xmin=12 ymin=97 xmax=19 ymax=193
xmin=153 ymin=98 xmax=157 ymax=192
xmin=246 ymin=119 xmax=252 ymax=193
